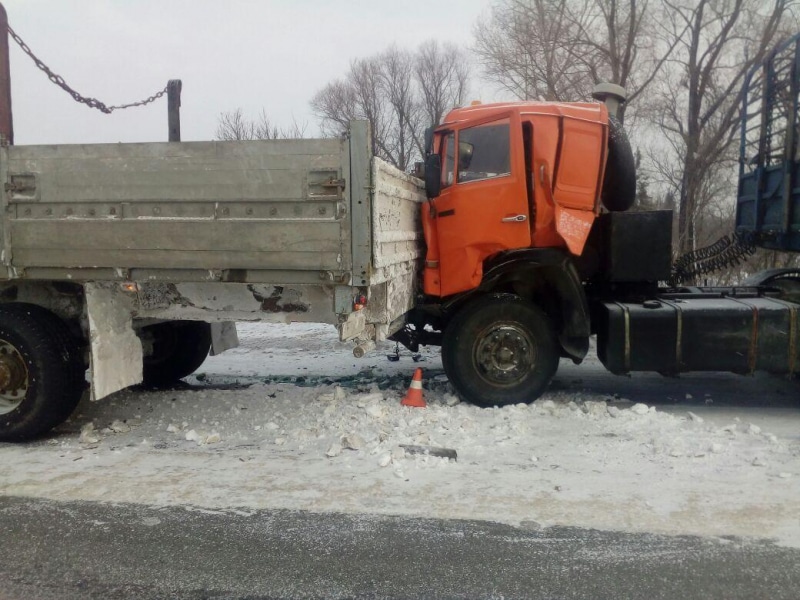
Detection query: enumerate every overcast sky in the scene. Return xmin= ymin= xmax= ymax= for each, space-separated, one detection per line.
xmin=2 ymin=0 xmax=491 ymax=145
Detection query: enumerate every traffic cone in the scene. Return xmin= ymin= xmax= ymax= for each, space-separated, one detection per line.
xmin=401 ymin=368 xmax=426 ymax=408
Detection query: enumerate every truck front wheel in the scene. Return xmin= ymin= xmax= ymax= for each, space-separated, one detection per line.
xmin=0 ymin=304 xmax=85 ymax=442
xmin=141 ymin=321 xmax=212 ymax=387
xmin=442 ymin=294 xmax=558 ymax=407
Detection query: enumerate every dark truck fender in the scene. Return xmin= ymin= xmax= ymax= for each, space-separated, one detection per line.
xmin=443 ymin=248 xmax=591 ymax=362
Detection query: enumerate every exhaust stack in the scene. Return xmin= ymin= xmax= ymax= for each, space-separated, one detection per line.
xmin=592 ymin=83 xmax=627 ymax=120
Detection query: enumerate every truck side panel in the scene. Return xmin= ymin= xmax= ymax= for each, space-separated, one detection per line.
xmin=3 ymin=138 xmax=351 ymax=280
xmin=367 ymin=158 xmax=425 ymax=339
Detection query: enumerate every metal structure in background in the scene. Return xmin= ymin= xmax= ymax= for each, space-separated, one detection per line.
xmin=0 ymin=2 xmax=12 ymax=145
xmin=0 ymin=1 xmax=177 ymax=140
xmin=737 ymin=33 xmax=800 ymax=252
xmin=168 ymin=79 xmax=182 ymax=142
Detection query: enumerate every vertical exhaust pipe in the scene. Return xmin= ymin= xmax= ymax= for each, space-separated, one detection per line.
xmin=0 ymin=1 xmax=13 ymax=145
xmin=592 ymin=83 xmax=627 ymax=121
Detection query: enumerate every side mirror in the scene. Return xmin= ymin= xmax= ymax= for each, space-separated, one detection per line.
xmin=424 ymin=126 xmax=435 ymax=156
xmin=424 ymin=154 xmax=441 ymax=199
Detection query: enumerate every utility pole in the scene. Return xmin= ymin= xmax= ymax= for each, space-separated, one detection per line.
xmin=0 ymin=2 xmax=13 ymax=145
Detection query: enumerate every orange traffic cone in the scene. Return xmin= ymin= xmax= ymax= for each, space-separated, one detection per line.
xmin=401 ymin=368 xmax=426 ymax=408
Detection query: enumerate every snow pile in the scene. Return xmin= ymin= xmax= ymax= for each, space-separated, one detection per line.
xmin=0 ymin=323 xmax=798 ymax=547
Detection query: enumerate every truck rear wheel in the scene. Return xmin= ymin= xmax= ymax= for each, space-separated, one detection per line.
xmin=141 ymin=321 xmax=212 ymax=387
xmin=442 ymin=294 xmax=558 ymax=407
xmin=0 ymin=304 xmax=85 ymax=442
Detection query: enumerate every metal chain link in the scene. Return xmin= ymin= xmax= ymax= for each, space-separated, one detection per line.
xmin=7 ymin=25 xmax=167 ymax=114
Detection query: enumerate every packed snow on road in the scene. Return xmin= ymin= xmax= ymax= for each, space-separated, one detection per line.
xmin=1 ymin=323 xmax=798 ymax=546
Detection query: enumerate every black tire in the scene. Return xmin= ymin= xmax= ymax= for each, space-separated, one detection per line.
xmin=442 ymin=294 xmax=559 ymax=407
xmin=744 ymin=269 xmax=800 ymax=303
xmin=0 ymin=303 xmax=86 ymax=442
xmin=141 ymin=321 xmax=212 ymax=387
xmin=601 ymin=115 xmax=636 ymax=212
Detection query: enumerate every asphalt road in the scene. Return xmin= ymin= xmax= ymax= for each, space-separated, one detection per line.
xmin=1 ymin=496 xmax=798 ymax=600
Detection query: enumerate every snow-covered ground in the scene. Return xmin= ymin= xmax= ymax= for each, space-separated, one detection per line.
xmin=1 ymin=323 xmax=799 ymax=546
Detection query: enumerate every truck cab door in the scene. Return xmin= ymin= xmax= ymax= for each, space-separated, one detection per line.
xmin=430 ymin=113 xmax=530 ymax=296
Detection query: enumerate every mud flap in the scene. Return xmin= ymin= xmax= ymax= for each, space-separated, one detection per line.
xmin=84 ymin=283 xmax=143 ymax=401
xmin=209 ymin=322 xmax=239 ymax=356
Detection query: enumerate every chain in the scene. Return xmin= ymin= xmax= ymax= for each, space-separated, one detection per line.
xmin=7 ymin=25 xmax=167 ymax=114
xmin=669 ymin=232 xmax=757 ymax=286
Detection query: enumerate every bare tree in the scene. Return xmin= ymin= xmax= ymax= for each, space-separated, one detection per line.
xmin=380 ymin=47 xmax=419 ymax=170
xmin=474 ymin=0 xmax=677 ymax=125
xmin=216 ymin=109 xmax=307 ymax=141
xmin=416 ymin=41 xmax=470 ymax=129
xmin=650 ymin=0 xmax=791 ymax=257
xmin=474 ymin=0 xmax=592 ymax=101
xmin=311 ymin=41 xmax=471 ymax=171
xmin=569 ymin=0 xmax=683 ymax=121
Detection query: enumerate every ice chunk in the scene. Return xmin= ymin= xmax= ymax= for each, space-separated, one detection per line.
xmin=79 ymin=423 xmax=100 ymax=444
xmin=325 ymin=443 xmax=342 ymax=458
xmin=687 ymin=411 xmax=704 ymax=423
xmin=365 ymin=404 xmax=384 ymax=419
xmin=109 ymin=420 xmax=130 ymax=433
xmin=630 ymin=403 xmax=649 ymax=415
xmin=342 ymin=434 xmax=365 ymax=451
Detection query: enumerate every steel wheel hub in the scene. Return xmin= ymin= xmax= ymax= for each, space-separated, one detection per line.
xmin=474 ymin=324 xmax=535 ymax=386
xmin=0 ymin=340 xmax=29 ymax=415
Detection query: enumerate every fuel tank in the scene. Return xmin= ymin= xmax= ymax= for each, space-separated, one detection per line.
xmin=596 ymin=292 xmax=799 ymax=375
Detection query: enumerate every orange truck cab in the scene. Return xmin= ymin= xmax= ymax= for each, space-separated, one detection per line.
xmin=401 ymin=77 xmax=800 ymax=409
xmin=390 ymin=85 xmax=656 ymax=407
xmin=422 ymin=101 xmax=612 ymax=298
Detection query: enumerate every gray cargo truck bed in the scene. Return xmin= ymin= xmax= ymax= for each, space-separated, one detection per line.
xmin=0 ymin=121 xmax=423 ymax=334
xmin=0 ymin=121 xmax=424 ymax=400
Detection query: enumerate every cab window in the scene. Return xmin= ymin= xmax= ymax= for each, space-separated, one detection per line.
xmin=457 ymin=119 xmax=511 ymax=183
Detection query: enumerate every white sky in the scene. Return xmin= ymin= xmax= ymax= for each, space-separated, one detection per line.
xmin=3 ymin=0 xmax=492 ymax=145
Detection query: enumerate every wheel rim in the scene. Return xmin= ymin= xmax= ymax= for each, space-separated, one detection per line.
xmin=473 ymin=322 xmax=535 ymax=387
xmin=0 ymin=339 xmax=29 ymax=415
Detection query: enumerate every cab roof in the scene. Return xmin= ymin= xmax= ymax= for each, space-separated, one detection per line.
xmin=439 ymin=101 xmax=608 ymax=129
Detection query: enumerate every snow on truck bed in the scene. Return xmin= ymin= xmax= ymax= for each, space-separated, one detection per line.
xmin=1 ymin=323 xmax=799 ymax=547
